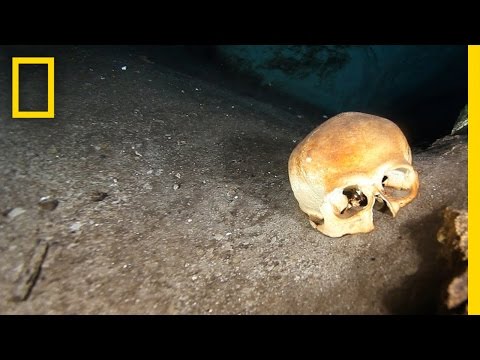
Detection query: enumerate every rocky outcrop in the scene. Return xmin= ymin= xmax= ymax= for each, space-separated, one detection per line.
xmin=437 ymin=207 xmax=468 ymax=314
xmin=451 ymin=104 xmax=468 ymax=135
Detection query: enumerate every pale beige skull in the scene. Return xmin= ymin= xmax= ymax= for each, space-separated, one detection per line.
xmin=288 ymin=112 xmax=419 ymax=237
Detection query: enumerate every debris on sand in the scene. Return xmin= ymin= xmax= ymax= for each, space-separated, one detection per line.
xmin=38 ymin=196 xmax=59 ymax=211
xmin=12 ymin=239 xmax=49 ymax=301
xmin=4 ymin=207 xmax=26 ymax=219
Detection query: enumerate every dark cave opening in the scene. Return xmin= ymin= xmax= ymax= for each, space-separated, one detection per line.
xmin=142 ymin=45 xmax=467 ymax=149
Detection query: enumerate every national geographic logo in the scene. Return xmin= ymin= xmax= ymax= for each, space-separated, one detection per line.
xmin=12 ymin=57 xmax=54 ymax=118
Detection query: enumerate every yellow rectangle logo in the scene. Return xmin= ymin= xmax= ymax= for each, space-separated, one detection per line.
xmin=12 ymin=57 xmax=54 ymax=118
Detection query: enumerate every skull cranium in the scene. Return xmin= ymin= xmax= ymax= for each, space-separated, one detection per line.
xmin=288 ymin=112 xmax=419 ymax=237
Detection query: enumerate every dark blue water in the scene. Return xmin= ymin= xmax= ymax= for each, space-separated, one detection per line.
xmin=143 ymin=45 xmax=467 ymax=148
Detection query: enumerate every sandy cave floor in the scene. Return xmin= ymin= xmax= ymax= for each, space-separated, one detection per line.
xmin=0 ymin=46 xmax=467 ymax=314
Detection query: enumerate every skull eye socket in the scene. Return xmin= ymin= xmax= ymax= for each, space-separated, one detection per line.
xmin=382 ymin=168 xmax=414 ymax=199
xmin=338 ymin=186 xmax=368 ymax=218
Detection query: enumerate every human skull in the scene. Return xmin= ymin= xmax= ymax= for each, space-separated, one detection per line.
xmin=288 ymin=112 xmax=419 ymax=237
